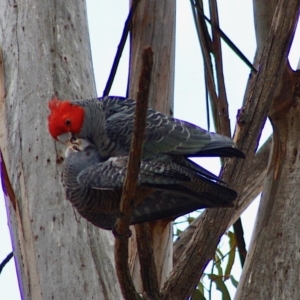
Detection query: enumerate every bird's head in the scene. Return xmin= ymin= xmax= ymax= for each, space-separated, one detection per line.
xmin=64 ymin=138 xmax=102 ymax=171
xmin=48 ymin=96 xmax=85 ymax=144
xmin=65 ymin=138 xmax=92 ymax=157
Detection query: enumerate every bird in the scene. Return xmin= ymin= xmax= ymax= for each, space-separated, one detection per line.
xmin=48 ymin=96 xmax=245 ymax=160
xmin=61 ymin=139 xmax=238 ymax=230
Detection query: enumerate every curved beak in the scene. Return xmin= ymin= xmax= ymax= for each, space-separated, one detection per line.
xmin=57 ymin=132 xmax=72 ymax=144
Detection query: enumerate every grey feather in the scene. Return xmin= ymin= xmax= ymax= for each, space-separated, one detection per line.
xmin=71 ymin=96 xmax=245 ymax=159
xmin=62 ymin=142 xmax=237 ymax=230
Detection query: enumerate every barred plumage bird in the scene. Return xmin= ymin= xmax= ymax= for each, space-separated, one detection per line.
xmin=48 ymin=96 xmax=245 ymax=160
xmin=62 ymin=140 xmax=238 ymax=230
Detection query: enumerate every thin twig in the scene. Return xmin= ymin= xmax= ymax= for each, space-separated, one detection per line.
xmin=173 ymin=135 xmax=271 ymax=266
xmin=195 ymin=4 xmax=257 ymax=73
xmin=208 ymin=0 xmax=230 ymax=136
xmin=233 ymin=218 xmax=247 ymax=266
xmin=102 ymin=0 xmax=141 ymax=97
xmin=190 ymin=0 xmax=219 ymax=131
xmin=209 ymin=0 xmax=247 ymax=267
xmin=162 ymin=1 xmax=299 ymax=298
xmin=114 ymin=47 xmax=153 ymax=300
xmin=0 ymin=252 xmax=13 ymax=274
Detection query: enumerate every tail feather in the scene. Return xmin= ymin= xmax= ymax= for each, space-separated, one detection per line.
xmin=194 ymin=146 xmax=245 ymax=158
xmin=131 ymin=189 xmax=234 ymax=224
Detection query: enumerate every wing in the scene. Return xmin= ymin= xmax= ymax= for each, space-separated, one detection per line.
xmin=100 ymin=96 xmax=244 ymax=158
xmin=79 ymin=211 xmax=117 ymax=230
xmin=76 ymin=153 xmax=237 ymax=203
xmin=76 ymin=156 xmax=192 ymax=190
xmin=131 ymin=183 xmax=236 ymax=224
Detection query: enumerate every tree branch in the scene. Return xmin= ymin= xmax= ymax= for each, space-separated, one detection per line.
xmin=161 ymin=1 xmax=299 ymax=298
xmin=102 ymin=0 xmax=141 ymax=97
xmin=135 ymin=223 xmax=160 ymax=299
xmin=194 ymin=3 xmax=257 ymax=73
xmin=207 ymin=0 xmax=248 ymax=267
xmin=173 ymin=135 xmax=271 ymax=266
xmin=114 ymin=47 xmax=153 ymax=300
xmin=190 ymin=0 xmax=219 ymax=131
xmin=0 ymin=252 xmax=13 ymax=274
xmin=208 ymin=0 xmax=230 ymax=136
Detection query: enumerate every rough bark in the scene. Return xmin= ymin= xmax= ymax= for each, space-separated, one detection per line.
xmin=0 ymin=1 xmax=122 ymax=299
xmin=161 ymin=1 xmax=300 ymax=299
xmin=173 ymin=0 xmax=276 ymax=272
xmin=235 ymin=66 xmax=300 ymax=299
xmin=114 ymin=48 xmax=155 ymax=300
xmin=173 ymin=136 xmax=271 ymax=266
xmin=127 ymin=0 xmax=175 ymax=292
xmin=253 ymin=0 xmax=278 ymax=59
xmin=234 ymin=1 xmax=300 ymax=298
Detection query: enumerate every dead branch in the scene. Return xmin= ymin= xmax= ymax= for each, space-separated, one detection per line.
xmin=135 ymin=223 xmax=160 ymax=299
xmin=161 ymin=1 xmax=300 ymax=298
xmin=114 ymin=47 xmax=153 ymax=300
xmin=173 ymin=135 xmax=271 ymax=266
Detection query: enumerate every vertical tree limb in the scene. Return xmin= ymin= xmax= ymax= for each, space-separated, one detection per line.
xmin=128 ymin=0 xmax=176 ymax=291
xmin=135 ymin=223 xmax=160 ymax=299
xmin=173 ymin=135 xmax=271 ymax=267
xmin=235 ymin=63 xmax=300 ymax=299
xmin=0 ymin=1 xmax=123 ymax=298
xmin=161 ymin=1 xmax=300 ymax=298
xmin=114 ymin=47 xmax=153 ymax=300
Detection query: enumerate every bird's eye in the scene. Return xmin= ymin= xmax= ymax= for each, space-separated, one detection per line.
xmin=65 ymin=119 xmax=71 ymax=126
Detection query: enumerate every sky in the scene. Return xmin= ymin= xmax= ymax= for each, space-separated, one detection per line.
xmin=0 ymin=1 xmax=299 ymax=299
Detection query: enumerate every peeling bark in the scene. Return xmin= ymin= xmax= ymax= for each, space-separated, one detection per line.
xmin=236 ymin=67 xmax=300 ymax=299
xmin=127 ymin=0 xmax=175 ymax=292
xmin=161 ymin=1 xmax=300 ymax=298
xmin=173 ymin=136 xmax=271 ymax=266
xmin=0 ymin=1 xmax=122 ymax=299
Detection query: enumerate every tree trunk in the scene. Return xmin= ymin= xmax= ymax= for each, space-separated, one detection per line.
xmin=235 ymin=66 xmax=300 ymax=299
xmin=161 ymin=1 xmax=300 ymax=298
xmin=0 ymin=1 xmax=122 ymax=299
xmin=127 ymin=0 xmax=175 ymax=292
xmin=252 ymin=0 xmax=278 ymax=60
xmin=235 ymin=0 xmax=300 ymax=297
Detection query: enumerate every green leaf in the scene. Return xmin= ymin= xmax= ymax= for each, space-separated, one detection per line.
xmin=213 ymin=276 xmax=231 ymax=300
xmin=176 ymin=228 xmax=182 ymax=236
xmin=187 ymin=216 xmax=195 ymax=224
xmin=214 ymin=254 xmax=223 ymax=277
xmin=197 ymin=281 xmax=205 ymax=295
xmin=225 ymin=231 xmax=236 ymax=278
xmin=230 ymin=275 xmax=239 ymax=288
xmin=215 ymin=247 xmax=224 ymax=260
xmin=191 ymin=288 xmax=206 ymax=300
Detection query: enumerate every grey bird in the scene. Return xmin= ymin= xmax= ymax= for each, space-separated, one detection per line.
xmin=48 ymin=96 xmax=245 ymax=160
xmin=61 ymin=140 xmax=237 ymax=230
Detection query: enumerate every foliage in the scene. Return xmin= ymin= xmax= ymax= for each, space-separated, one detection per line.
xmin=174 ymin=217 xmax=240 ymax=300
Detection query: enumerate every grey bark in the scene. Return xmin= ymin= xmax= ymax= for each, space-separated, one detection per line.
xmin=235 ymin=68 xmax=300 ymax=299
xmin=161 ymin=1 xmax=300 ymax=298
xmin=0 ymin=1 xmax=122 ymax=299
xmin=253 ymin=0 xmax=278 ymax=59
xmin=173 ymin=136 xmax=271 ymax=266
xmin=128 ymin=0 xmax=176 ymax=292
xmin=235 ymin=0 xmax=300 ymax=298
